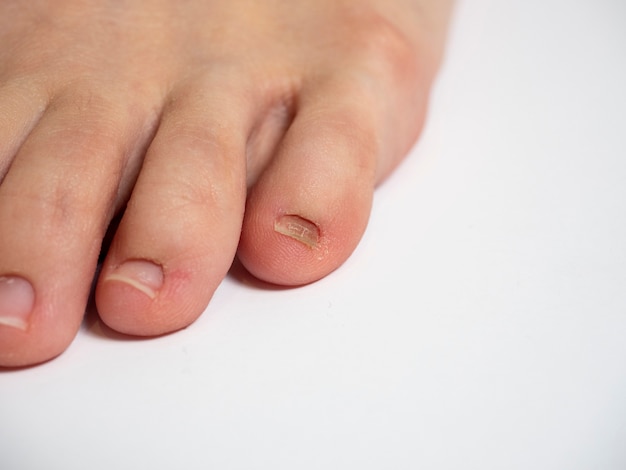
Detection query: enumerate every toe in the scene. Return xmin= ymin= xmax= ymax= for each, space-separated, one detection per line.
xmin=0 ymin=88 xmax=148 ymax=367
xmin=238 ymin=12 xmax=438 ymax=286
xmin=96 ymin=74 xmax=256 ymax=335
xmin=238 ymin=76 xmax=390 ymax=286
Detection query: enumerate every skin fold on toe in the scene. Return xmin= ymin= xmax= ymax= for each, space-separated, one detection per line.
xmin=0 ymin=0 xmax=453 ymax=367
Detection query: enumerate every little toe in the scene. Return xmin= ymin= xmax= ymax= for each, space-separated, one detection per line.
xmin=96 ymin=75 xmax=256 ymax=335
xmin=238 ymin=77 xmax=394 ymax=286
xmin=238 ymin=6 xmax=443 ymax=286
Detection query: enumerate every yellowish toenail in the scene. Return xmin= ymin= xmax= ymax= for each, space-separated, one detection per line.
xmin=105 ymin=260 xmax=164 ymax=299
xmin=0 ymin=276 xmax=35 ymax=331
xmin=274 ymin=215 xmax=320 ymax=248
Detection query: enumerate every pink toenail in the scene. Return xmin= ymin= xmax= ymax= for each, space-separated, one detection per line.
xmin=105 ymin=260 xmax=164 ymax=299
xmin=0 ymin=276 xmax=35 ymax=331
xmin=274 ymin=214 xmax=320 ymax=248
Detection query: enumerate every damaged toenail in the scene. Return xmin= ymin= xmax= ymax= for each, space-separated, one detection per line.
xmin=105 ymin=260 xmax=164 ymax=299
xmin=0 ymin=276 xmax=35 ymax=331
xmin=274 ymin=214 xmax=320 ymax=248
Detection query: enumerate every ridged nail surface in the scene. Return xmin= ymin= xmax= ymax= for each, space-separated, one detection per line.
xmin=274 ymin=215 xmax=320 ymax=248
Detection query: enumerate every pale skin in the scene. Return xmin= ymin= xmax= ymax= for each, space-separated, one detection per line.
xmin=0 ymin=0 xmax=453 ymax=367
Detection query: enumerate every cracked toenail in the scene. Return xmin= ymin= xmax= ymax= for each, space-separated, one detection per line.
xmin=0 ymin=276 xmax=35 ymax=331
xmin=105 ymin=260 xmax=163 ymax=299
xmin=274 ymin=214 xmax=320 ymax=248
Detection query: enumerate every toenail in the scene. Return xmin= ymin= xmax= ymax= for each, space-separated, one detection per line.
xmin=274 ymin=214 xmax=320 ymax=248
xmin=105 ymin=260 xmax=164 ymax=299
xmin=0 ymin=276 xmax=35 ymax=331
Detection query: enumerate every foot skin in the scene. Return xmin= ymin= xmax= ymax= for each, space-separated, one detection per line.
xmin=0 ymin=0 xmax=452 ymax=366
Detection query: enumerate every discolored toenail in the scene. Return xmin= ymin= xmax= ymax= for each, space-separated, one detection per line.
xmin=104 ymin=260 xmax=164 ymax=299
xmin=274 ymin=214 xmax=320 ymax=248
xmin=0 ymin=276 xmax=35 ymax=330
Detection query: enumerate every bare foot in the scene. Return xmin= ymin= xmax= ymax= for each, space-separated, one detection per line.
xmin=0 ymin=0 xmax=452 ymax=366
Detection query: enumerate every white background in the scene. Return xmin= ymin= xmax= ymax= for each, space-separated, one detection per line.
xmin=2 ymin=1 xmax=626 ymax=469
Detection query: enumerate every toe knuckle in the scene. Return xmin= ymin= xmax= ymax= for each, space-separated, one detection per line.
xmin=309 ymin=113 xmax=379 ymax=183
xmin=348 ymin=13 xmax=421 ymax=85
xmin=3 ymin=178 xmax=98 ymax=237
xmin=165 ymin=179 xmax=214 ymax=212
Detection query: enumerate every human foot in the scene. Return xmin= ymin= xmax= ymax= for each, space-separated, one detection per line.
xmin=0 ymin=0 xmax=452 ymax=366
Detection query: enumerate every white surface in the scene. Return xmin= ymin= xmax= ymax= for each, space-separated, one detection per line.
xmin=2 ymin=1 xmax=626 ymax=469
